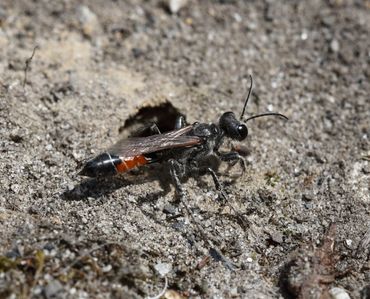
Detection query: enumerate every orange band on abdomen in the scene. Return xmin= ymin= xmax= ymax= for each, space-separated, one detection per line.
xmin=115 ymin=155 xmax=149 ymax=173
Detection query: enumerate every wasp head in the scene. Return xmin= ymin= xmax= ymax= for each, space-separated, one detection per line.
xmin=219 ymin=112 xmax=248 ymax=141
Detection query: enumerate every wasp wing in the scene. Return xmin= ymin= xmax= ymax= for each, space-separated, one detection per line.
xmin=108 ymin=125 xmax=201 ymax=157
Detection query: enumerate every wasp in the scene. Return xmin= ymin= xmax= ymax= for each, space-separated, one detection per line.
xmin=79 ymin=76 xmax=287 ymax=186
xmin=79 ymin=76 xmax=287 ymax=269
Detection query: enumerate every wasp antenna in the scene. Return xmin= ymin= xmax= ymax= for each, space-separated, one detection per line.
xmin=245 ymin=112 xmax=288 ymax=122
xmin=239 ymin=74 xmax=253 ymax=121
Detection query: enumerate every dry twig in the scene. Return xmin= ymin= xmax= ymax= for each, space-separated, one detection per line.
xmin=23 ymin=46 xmax=39 ymax=88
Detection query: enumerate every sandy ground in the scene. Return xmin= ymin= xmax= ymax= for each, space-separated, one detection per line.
xmin=0 ymin=1 xmax=369 ymax=298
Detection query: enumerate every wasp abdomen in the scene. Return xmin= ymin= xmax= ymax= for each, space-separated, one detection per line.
xmin=79 ymin=152 xmax=150 ymax=178
xmin=79 ymin=153 xmax=120 ymax=177
xmin=115 ymin=155 xmax=149 ymax=173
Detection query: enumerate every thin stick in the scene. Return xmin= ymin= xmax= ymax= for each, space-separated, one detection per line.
xmin=23 ymin=46 xmax=39 ymax=89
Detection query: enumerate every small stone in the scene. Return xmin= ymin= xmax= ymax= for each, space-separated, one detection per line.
xmin=301 ymin=31 xmax=308 ymax=40
xmin=329 ymin=287 xmax=351 ymax=299
xmin=10 ymin=184 xmax=20 ymax=194
xmin=77 ymin=5 xmax=101 ymax=38
xmin=330 ymin=39 xmax=340 ymax=53
xmin=102 ymin=264 xmax=112 ymax=273
xmin=270 ymin=231 xmax=284 ymax=244
xmin=154 ymin=262 xmax=172 ymax=276
xmin=327 ymin=95 xmax=336 ymax=103
xmin=168 ymin=0 xmax=188 ymax=14
xmin=233 ymin=13 xmax=242 ymax=23
xmin=345 ymin=239 xmax=353 ymax=247
xmin=230 ymin=287 xmax=238 ymax=296
xmin=163 ymin=204 xmax=177 ymax=215
xmin=43 ymin=279 xmax=64 ymax=299
xmin=32 ymin=285 xmax=43 ymax=295
xmin=164 ymin=290 xmax=184 ymax=299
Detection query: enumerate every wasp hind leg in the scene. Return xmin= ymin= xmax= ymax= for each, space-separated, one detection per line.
xmin=169 ymin=160 xmax=186 ymax=199
xmin=168 ymin=159 xmax=236 ymax=270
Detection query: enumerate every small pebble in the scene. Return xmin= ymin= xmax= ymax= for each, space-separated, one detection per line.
xmin=168 ymin=0 xmax=188 ymax=14
xmin=345 ymin=239 xmax=353 ymax=247
xmin=77 ymin=5 xmax=101 ymax=37
xmin=270 ymin=231 xmax=283 ymax=244
xmin=44 ymin=279 xmax=64 ymax=299
xmin=301 ymin=31 xmax=308 ymax=40
xmin=10 ymin=184 xmax=20 ymax=194
xmin=102 ymin=264 xmax=112 ymax=273
xmin=32 ymin=286 xmax=43 ymax=295
xmin=163 ymin=204 xmax=177 ymax=215
xmin=329 ymin=287 xmax=351 ymax=299
xmin=155 ymin=262 xmax=172 ymax=276
xmin=330 ymin=39 xmax=340 ymax=53
xmin=230 ymin=287 xmax=238 ymax=296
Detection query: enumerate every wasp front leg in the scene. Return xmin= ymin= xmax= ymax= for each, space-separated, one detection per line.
xmin=216 ymin=151 xmax=246 ymax=173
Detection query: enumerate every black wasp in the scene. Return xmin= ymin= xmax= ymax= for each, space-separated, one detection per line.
xmin=79 ymin=75 xmax=287 ymax=193
xmin=79 ymin=76 xmax=287 ymax=269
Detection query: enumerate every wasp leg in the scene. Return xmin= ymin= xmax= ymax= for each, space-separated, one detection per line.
xmin=131 ymin=122 xmax=161 ymax=137
xmin=148 ymin=122 xmax=161 ymax=135
xmin=202 ymin=167 xmax=227 ymax=201
xmin=169 ymin=160 xmax=186 ymax=198
xmin=217 ymin=151 xmax=246 ymax=173
xmin=174 ymin=115 xmax=187 ymax=129
xmin=204 ymin=167 xmax=251 ymax=232
xmin=168 ymin=159 xmax=235 ymax=270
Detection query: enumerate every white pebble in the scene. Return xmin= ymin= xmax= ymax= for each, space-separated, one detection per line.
xmin=168 ymin=0 xmax=188 ymax=14
xmin=102 ymin=264 xmax=112 ymax=273
xmin=329 ymin=287 xmax=351 ymax=299
xmin=301 ymin=31 xmax=308 ymax=40
xmin=345 ymin=239 xmax=353 ymax=247
xmin=154 ymin=262 xmax=172 ymax=276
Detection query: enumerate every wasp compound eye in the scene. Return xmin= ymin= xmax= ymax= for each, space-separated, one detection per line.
xmin=237 ymin=124 xmax=248 ymax=140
